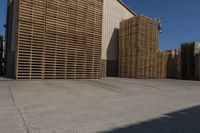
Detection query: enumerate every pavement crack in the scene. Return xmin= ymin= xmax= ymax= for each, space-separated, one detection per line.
xmin=17 ymin=106 xmax=30 ymax=133
xmin=8 ymin=85 xmax=15 ymax=105
xmin=8 ymin=85 xmax=30 ymax=133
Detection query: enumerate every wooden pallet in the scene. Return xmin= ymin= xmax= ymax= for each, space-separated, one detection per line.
xmin=165 ymin=49 xmax=181 ymax=79
xmin=119 ymin=15 xmax=183 ymax=80
xmin=181 ymin=43 xmax=197 ymax=80
xmin=0 ymin=36 xmax=3 ymax=74
xmin=101 ymin=59 xmax=106 ymax=77
xmin=195 ymin=53 xmax=200 ymax=80
xmin=16 ymin=0 xmax=103 ymax=79
xmin=119 ymin=15 xmax=160 ymax=79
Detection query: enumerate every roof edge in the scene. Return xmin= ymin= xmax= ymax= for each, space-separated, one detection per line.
xmin=117 ymin=0 xmax=137 ymax=16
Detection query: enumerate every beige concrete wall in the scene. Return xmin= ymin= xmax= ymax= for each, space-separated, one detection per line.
xmin=102 ymin=0 xmax=135 ymax=61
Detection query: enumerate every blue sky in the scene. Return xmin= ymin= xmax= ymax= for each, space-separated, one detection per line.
xmin=0 ymin=0 xmax=7 ymax=37
xmin=123 ymin=0 xmax=200 ymax=50
xmin=0 ymin=0 xmax=200 ymax=50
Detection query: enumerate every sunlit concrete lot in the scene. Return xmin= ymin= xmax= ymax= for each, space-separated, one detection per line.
xmin=0 ymin=77 xmax=200 ymax=133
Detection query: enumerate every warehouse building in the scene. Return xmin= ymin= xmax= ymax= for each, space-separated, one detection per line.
xmin=101 ymin=0 xmax=136 ymax=77
xmin=5 ymin=0 xmax=103 ymax=79
xmin=181 ymin=42 xmax=200 ymax=80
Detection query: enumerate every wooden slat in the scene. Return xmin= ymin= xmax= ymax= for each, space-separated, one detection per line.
xmin=16 ymin=0 xmax=103 ymax=79
xmin=119 ymin=15 xmax=160 ymax=79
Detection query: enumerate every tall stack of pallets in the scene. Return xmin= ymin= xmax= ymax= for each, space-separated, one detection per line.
xmin=165 ymin=49 xmax=181 ymax=79
xmin=176 ymin=49 xmax=181 ymax=79
xmin=119 ymin=15 xmax=183 ymax=80
xmin=181 ymin=42 xmax=200 ymax=80
xmin=156 ymin=51 xmax=167 ymax=79
xmin=194 ymin=43 xmax=200 ymax=80
xmin=154 ymin=49 xmax=181 ymax=79
xmin=14 ymin=0 xmax=103 ymax=79
xmin=195 ymin=53 xmax=200 ymax=80
xmin=0 ymin=36 xmax=3 ymax=75
xmin=101 ymin=59 xmax=106 ymax=77
xmin=119 ymin=15 xmax=159 ymax=79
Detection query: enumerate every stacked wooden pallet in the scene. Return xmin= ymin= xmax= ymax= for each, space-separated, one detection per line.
xmin=119 ymin=15 xmax=184 ymax=80
xmin=0 ymin=36 xmax=3 ymax=75
xmin=194 ymin=43 xmax=200 ymax=80
xmin=0 ymin=36 xmax=2 ymax=59
xmin=195 ymin=53 xmax=200 ymax=80
xmin=156 ymin=51 xmax=166 ymax=79
xmin=16 ymin=0 xmax=103 ymax=79
xmin=181 ymin=43 xmax=197 ymax=80
xmin=101 ymin=59 xmax=106 ymax=77
xmin=165 ymin=49 xmax=181 ymax=79
xmin=119 ymin=15 xmax=159 ymax=79
xmin=156 ymin=49 xmax=181 ymax=79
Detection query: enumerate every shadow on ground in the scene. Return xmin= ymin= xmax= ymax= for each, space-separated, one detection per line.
xmin=99 ymin=105 xmax=200 ymax=133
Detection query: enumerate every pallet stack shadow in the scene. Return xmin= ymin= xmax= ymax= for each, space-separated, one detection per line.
xmin=7 ymin=0 xmax=103 ymax=79
xmin=181 ymin=42 xmax=200 ymax=80
xmin=119 ymin=15 xmax=161 ymax=79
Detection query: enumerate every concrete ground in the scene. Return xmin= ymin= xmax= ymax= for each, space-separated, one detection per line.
xmin=0 ymin=77 xmax=200 ymax=133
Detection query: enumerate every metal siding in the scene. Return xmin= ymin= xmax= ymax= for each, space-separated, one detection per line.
xmin=102 ymin=0 xmax=134 ymax=60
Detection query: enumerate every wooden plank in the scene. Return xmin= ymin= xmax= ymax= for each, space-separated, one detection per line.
xmin=119 ymin=15 xmax=160 ymax=79
xmin=16 ymin=0 xmax=103 ymax=79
